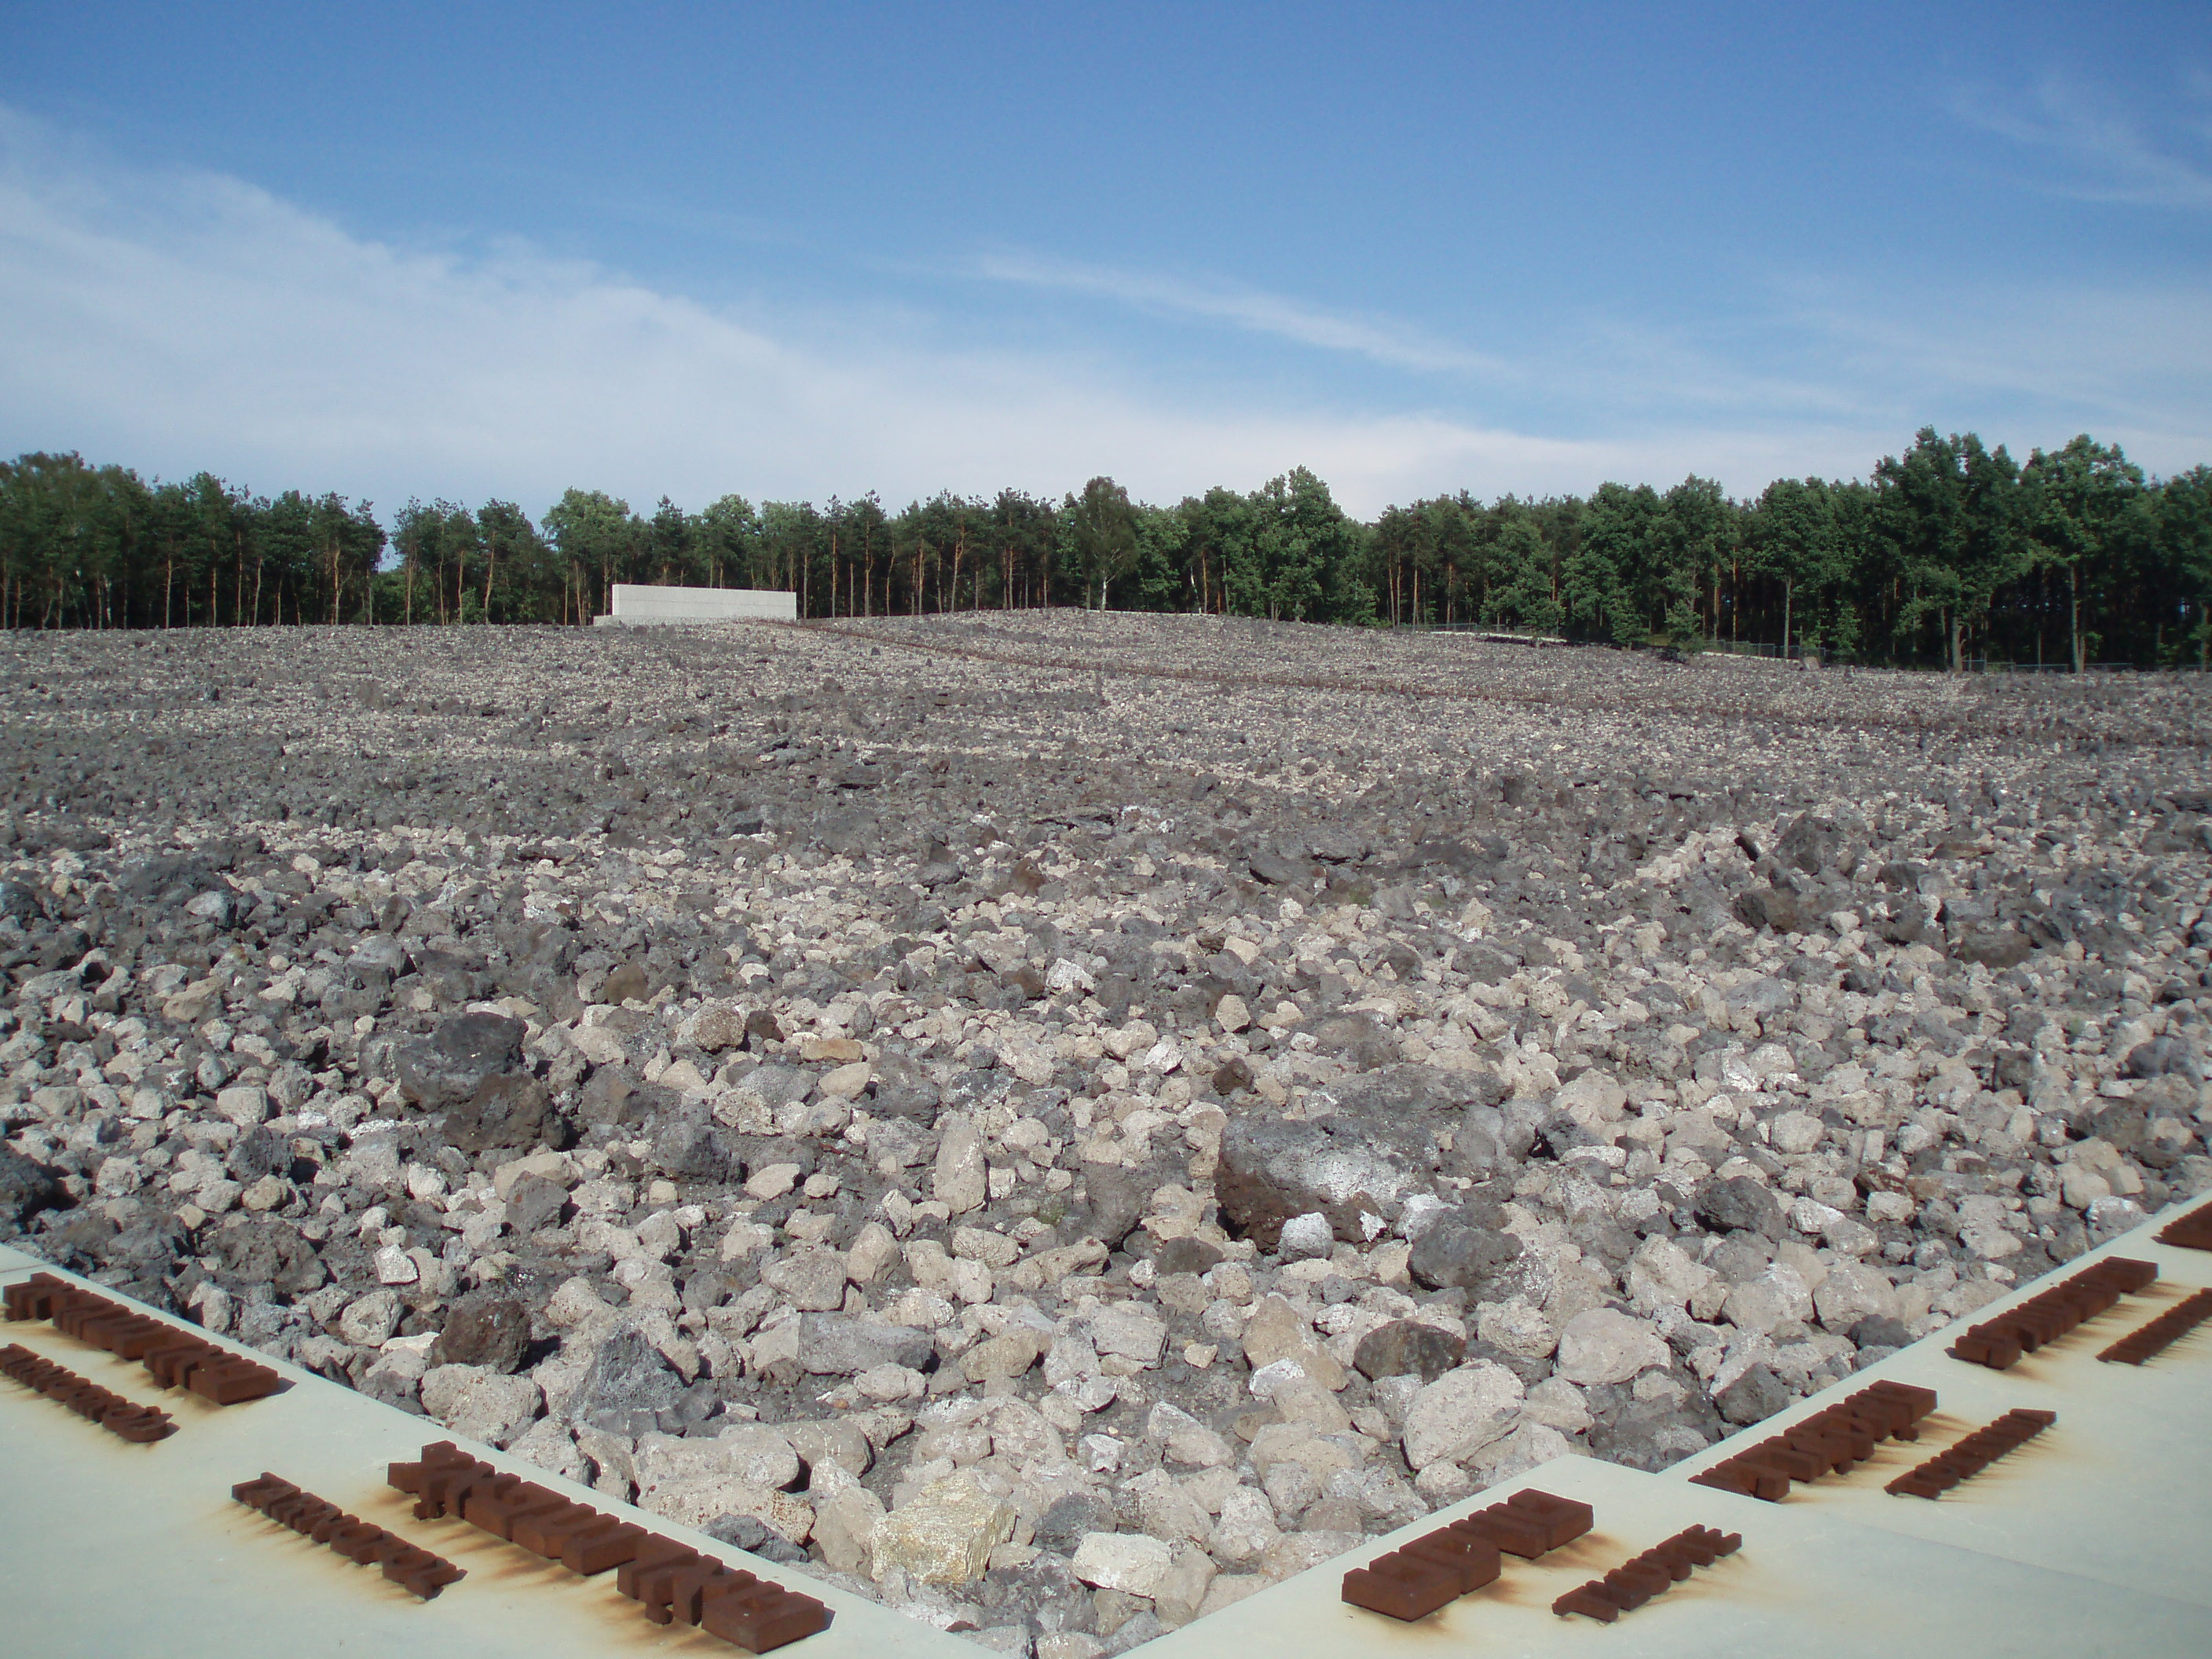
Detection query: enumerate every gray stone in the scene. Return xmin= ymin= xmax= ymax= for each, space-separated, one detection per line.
xmin=1308 ymin=1013 xmax=1401 ymax=1071
xmin=0 ymin=1144 xmax=64 ymax=1236
xmin=1407 ymin=1207 xmax=1523 ymax=1293
xmin=434 ymin=1291 xmax=533 ymax=1373
xmin=1695 ymin=1174 xmax=1783 ymax=1237
xmin=1216 ymin=1115 xmax=1425 ymax=1248
xmin=504 ymin=1171 xmax=570 ymax=1233
xmin=569 ymin=1324 xmax=687 ymax=1434
xmin=797 ymin=1313 xmax=936 ymax=1376
xmin=396 ymin=1012 xmax=527 ymax=1111
xmin=1352 ymin=1320 xmax=1466 ymax=1382
xmin=445 ymin=1072 xmax=563 ymax=1153
xmin=1716 ymin=1364 xmax=1790 ymax=1426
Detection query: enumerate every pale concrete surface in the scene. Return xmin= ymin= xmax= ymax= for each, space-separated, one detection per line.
xmin=595 ymin=584 xmax=798 ymax=624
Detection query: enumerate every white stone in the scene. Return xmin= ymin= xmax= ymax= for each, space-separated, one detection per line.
xmin=214 ymin=1085 xmax=272 ymax=1126
xmin=374 ymin=1245 xmax=420 ymax=1286
xmin=1089 ymin=1303 xmax=1168 ymax=1368
xmin=1554 ymin=1308 xmax=1668 ymax=1386
xmin=441 ymin=1373 xmax=544 ymax=1448
xmin=1277 ymin=1212 xmax=1335 ymax=1260
xmin=1814 ymin=1261 xmax=1900 ymax=1331
xmin=337 ymin=1290 xmax=402 ymax=1346
xmin=1070 ymin=1530 xmax=1174 ymax=1597
xmin=763 ymin=1246 xmax=849 ymax=1312
xmin=744 ymin=1163 xmax=801 ymax=1200
xmin=870 ymin=1473 xmax=1015 ymax=1586
xmin=1866 ymin=1188 xmax=1916 ymax=1225
xmin=1207 ymin=1486 xmax=1281 ymax=1566
xmin=1723 ymin=1263 xmax=1814 ymax=1335
xmin=1400 ymin=1361 xmax=1525 ymax=1470
xmin=1627 ymin=1236 xmax=1724 ymax=1320
xmin=933 ymin=1115 xmax=987 ymax=1214
xmin=819 ymin=1061 xmax=873 ymax=1101
xmin=1148 ymin=1402 xmax=1235 ymax=1468
xmin=1474 ymin=1297 xmax=1556 ymax=1360
xmin=634 ymin=1431 xmax=814 ymax=1542
xmin=1770 ymin=1111 xmax=1826 ymax=1155
xmin=811 ymin=1485 xmax=885 ymax=1575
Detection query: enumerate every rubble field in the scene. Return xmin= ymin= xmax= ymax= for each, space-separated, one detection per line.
xmin=3 ymin=610 xmax=2210 ymax=1654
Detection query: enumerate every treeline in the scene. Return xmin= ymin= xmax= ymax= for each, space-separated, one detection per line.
xmin=4 ymin=429 xmax=2210 ymax=667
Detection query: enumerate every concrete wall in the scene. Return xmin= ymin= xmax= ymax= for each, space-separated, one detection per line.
xmin=598 ymin=584 xmax=798 ymax=624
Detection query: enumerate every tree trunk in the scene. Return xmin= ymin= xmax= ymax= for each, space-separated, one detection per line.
xmin=2071 ymin=565 xmax=2083 ymax=674
xmin=1782 ymin=579 xmax=1793 ymax=662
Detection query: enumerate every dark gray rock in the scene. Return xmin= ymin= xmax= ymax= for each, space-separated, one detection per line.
xmin=445 ymin=1073 xmax=566 ymax=1153
xmin=1035 ymin=1492 xmax=1110 ymax=1551
xmin=2125 ymin=1035 xmax=2201 ymax=1082
xmin=434 ymin=1291 xmax=533 ymax=1372
xmin=1352 ymin=1319 xmax=1467 ymax=1382
xmin=1954 ymin=926 xmax=2032 ymax=969
xmin=1694 ymin=1174 xmax=1783 ymax=1237
xmin=1731 ymin=887 xmax=1801 ymax=933
xmin=0 ymin=1144 xmax=65 ymax=1236
xmin=1151 ymin=1236 xmax=1223 ymax=1276
xmin=1716 ymin=1363 xmax=1791 ymax=1426
xmin=1848 ymin=1314 xmax=1910 ymax=1350
xmin=1773 ymin=813 xmax=1843 ymax=875
xmin=1082 ymin=1161 xmax=1160 ymax=1250
xmin=1307 ymin=1013 xmax=1401 ymax=1071
xmin=504 ymin=1171 xmax=570 ymax=1234
xmin=1406 ymin=1209 xmax=1524 ymax=1294
xmin=395 ymin=1012 xmax=527 ymax=1111
xmin=569 ymin=1324 xmax=687 ymax=1433
xmin=213 ymin=1215 xmax=328 ymax=1298
xmin=602 ymin=961 xmax=652 ymax=1004
xmin=225 ymin=1126 xmax=289 ymax=1184
xmin=703 ymin=1512 xmax=809 ymax=1565
xmin=649 ymin=1104 xmax=735 ymax=1182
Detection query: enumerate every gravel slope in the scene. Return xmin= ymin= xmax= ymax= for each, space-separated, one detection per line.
xmin=4 ymin=613 xmax=2209 ymax=1653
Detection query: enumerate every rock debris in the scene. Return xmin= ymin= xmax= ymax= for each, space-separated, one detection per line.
xmin=3 ymin=610 xmax=2210 ymax=1654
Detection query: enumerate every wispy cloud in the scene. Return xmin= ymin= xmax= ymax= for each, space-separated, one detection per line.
xmin=0 ymin=101 xmax=2205 ymax=526
xmin=969 ymin=250 xmax=1510 ymax=377
xmin=1954 ymin=73 xmax=2212 ymax=211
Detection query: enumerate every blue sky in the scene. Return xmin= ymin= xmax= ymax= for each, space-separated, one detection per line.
xmin=2 ymin=2 xmax=2208 ymax=518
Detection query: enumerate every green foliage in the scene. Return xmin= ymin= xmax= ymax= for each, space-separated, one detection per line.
xmin=4 ymin=427 xmax=2210 ymax=665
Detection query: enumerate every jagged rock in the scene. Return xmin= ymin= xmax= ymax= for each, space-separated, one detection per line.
xmin=568 ymin=1324 xmax=687 ymax=1434
xmin=1407 ymin=1207 xmax=1524 ymax=1293
xmin=1696 ymin=1174 xmax=1784 ymax=1237
xmin=869 ymin=1473 xmax=1013 ymax=1587
xmin=395 ymin=1012 xmax=527 ymax=1110
xmin=1216 ymin=1116 xmax=1425 ymax=1247
xmin=1353 ymin=1320 xmax=1466 ymax=1382
xmin=434 ymin=1291 xmax=533 ymax=1372
xmin=797 ymin=1313 xmax=936 ymax=1376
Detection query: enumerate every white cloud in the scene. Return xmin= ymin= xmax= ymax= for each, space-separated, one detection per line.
xmin=1954 ymin=74 xmax=2212 ymax=211
xmin=0 ymin=102 xmax=2205 ymax=526
xmin=967 ymin=250 xmax=1511 ymax=378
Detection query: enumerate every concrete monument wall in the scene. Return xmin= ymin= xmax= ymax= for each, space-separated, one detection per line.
xmin=594 ymin=584 xmax=798 ymax=624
